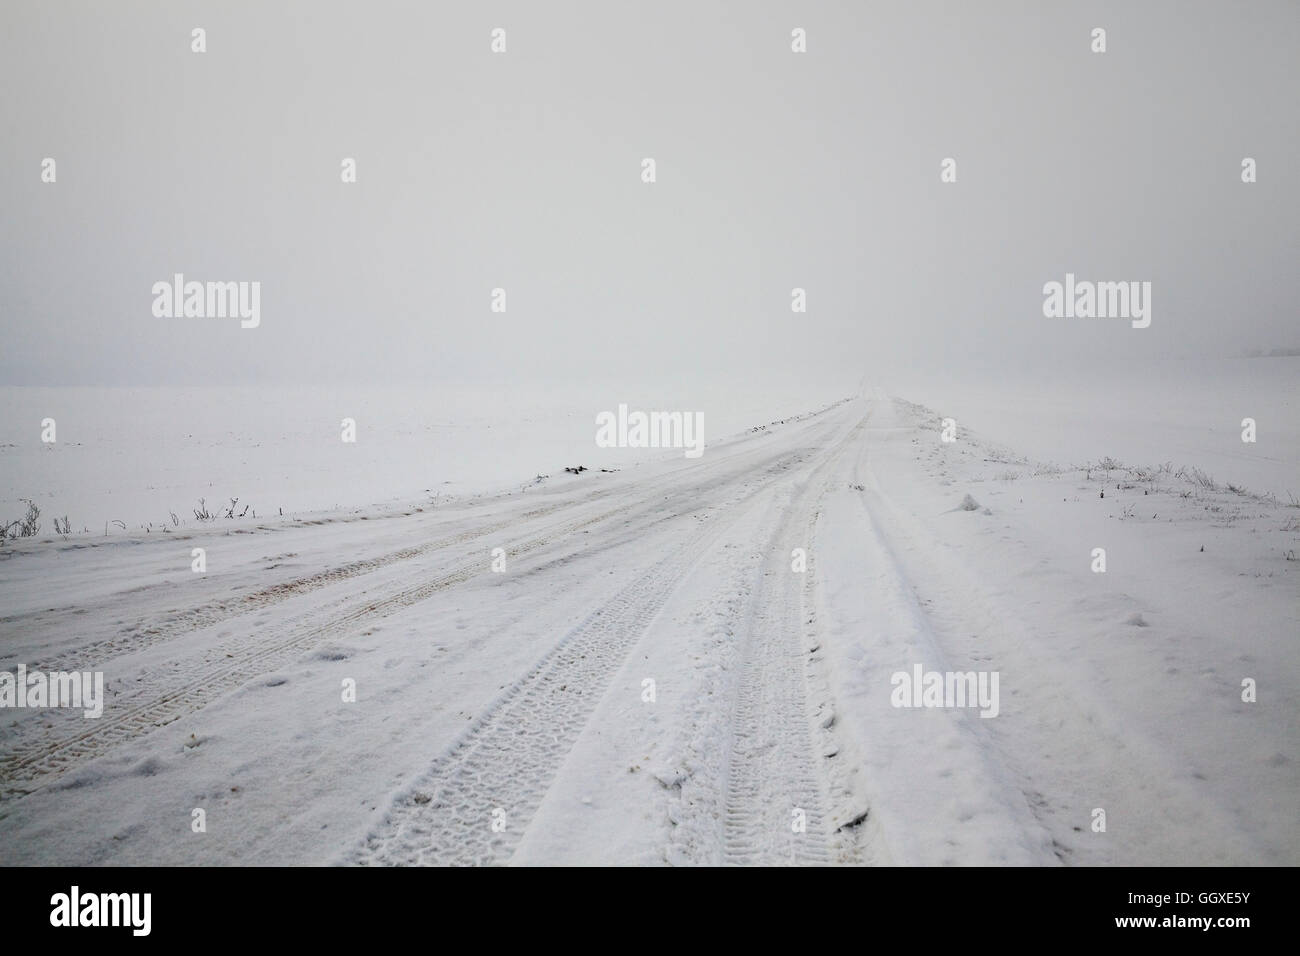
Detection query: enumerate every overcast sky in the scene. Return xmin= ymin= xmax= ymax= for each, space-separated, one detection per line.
xmin=1 ymin=1 xmax=1296 ymax=387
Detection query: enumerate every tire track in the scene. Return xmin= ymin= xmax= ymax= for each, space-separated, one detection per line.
xmin=720 ymin=413 xmax=867 ymax=865
xmin=10 ymin=404 xmax=850 ymax=675
xmin=0 ymin=500 xmax=643 ymax=797
xmin=348 ymin=412 xmax=866 ymax=866
xmin=347 ymin=475 xmax=818 ymax=864
xmin=14 ymin=509 xmax=561 ymax=675
xmin=0 ymin=430 xmax=839 ymax=799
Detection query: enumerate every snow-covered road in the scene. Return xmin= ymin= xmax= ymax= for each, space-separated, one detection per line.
xmin=1 ymin=393 xmax=1295 ymax=865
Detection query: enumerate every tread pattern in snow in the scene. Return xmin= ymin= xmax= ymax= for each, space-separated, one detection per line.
xmin=721 ymin=416 xmax=865 ymax=865
xmin=348 ymin=480 xmax=786 ymax=865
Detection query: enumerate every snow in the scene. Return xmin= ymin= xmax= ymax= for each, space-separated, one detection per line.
xmin=0 ymin=381 xmax=848 ymax=534
xmin=1 ymin=363 xmax=1295 ymax=865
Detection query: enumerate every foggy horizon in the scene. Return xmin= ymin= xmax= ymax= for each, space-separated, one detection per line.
xmin=3 ymin=1 xmax=1297 ymax=388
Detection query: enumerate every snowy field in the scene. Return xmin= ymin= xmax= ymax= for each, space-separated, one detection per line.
xmin=889 ymin=356 xmax=1299 ymax=502
xmin=0 ymin=362 xmax=1296 ymax=865
xmin=0 ymin=381 xmax=850 ymax=534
